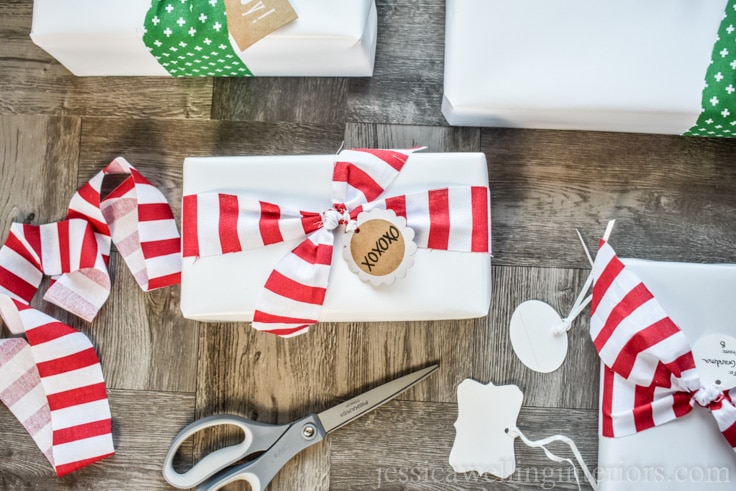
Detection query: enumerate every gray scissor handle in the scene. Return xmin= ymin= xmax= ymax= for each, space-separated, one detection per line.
xmin=195 ymin=414 xmax=326 ymax=491
xmin=162 ymin=414 xmax=288 ymax=489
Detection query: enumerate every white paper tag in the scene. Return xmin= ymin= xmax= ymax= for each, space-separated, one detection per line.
xmin=509 ymin=300 xmax=568 ymax=373
xmin=342 ymin=209 xmax=417 ymax=286
xmin=449 ymin=380 xmax=523 ymax=479
xmin=692 ymin=334 xmax=736 ymax=390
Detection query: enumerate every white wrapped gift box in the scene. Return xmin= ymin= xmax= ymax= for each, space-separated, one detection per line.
xmin=598 ymin=259 xmax=736 ymax=490
xmin=443 ymin=0 xmax=726 ymax=134
xmin=30 ymin=0 xmax=376 ymax=77
xmin=180 ymin=152 xmax=492 ymax=323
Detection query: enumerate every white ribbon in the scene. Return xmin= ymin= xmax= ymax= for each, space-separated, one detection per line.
xmin=507 ymin=426 xmax=598 ymax=491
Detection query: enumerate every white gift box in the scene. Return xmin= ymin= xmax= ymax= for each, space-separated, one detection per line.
xmin=598 ymin=259 xmax=736 ymax=490
xmin=180 ymin=153 xmax=492 ymax=323
xmin=30 ymin=0 xmax=377 ymax=77
xmin=443 ymin=0 xmax=726 ymax=134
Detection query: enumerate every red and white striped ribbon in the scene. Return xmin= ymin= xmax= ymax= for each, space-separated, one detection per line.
xmin=591 ymin=240 xmax=736 ymax=449
xmin=68 ymin=157 xmax=181 ymax=291
xmin=182 ymin=148 xmax=491 ymax=337
xmin=0 ymin=157 xmax=182 ymax=475
xmin=0 ymin=299 xmax=114 ymax=476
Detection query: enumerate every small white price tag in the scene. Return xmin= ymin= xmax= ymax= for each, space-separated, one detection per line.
xmin=509 ymin=300 xmax=569 ymax=373
xmin=342 ymin=208 xmax=417 ymax=286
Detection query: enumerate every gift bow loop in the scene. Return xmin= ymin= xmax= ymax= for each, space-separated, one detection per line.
xmin=254 ymin=147 xmax=420 ymax=337
xmin=182 ymin=148 xmax=491 ymax=337
xmin=68 ymin=157 xmax=182 ymax=291
xmin=591 ymin=240 xmax=736 ymax=450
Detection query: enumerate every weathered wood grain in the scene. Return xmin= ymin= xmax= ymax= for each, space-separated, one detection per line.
xmin=0 ymin=115 xmax=80 ymax=228
xmin=485 ymin=128 xmax=736 ymax=268
xmin=212 ymin=77 xmax=348 ymax=124
xmin=0 ymin=1 xmax=35 ymax=37
xmin=194 ymin=320 xmax=479 ymax=491
xmin=344 ymin=122 xmax=479 ymax=151
xmin=347 ymin=1 xmax=447 ymax=126
xmin=0 ymin=388 xmax=196 ymax=490
xmin=0 ymin=1 xmax=212 ymax=119
xmin=329 ymin=400 xmax=597 ymax=490
xmin=478 ymin=265 xmax=600 ymax=410
xmin=91 ymin=252 xmax=199 ymax=393
xmin=78 ymin=118 xmax=346 ymax=220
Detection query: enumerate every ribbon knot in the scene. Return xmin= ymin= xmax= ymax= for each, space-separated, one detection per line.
xmin=321 ymin=207 xmax=355 ymax=232
xmin=693 ymin=385 xmax=724 ymax=408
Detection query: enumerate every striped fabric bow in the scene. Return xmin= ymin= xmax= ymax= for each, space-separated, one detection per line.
xmin=591 ymin=239 xmax=736 ymax=448
xmin=182 ymin=148 xmax=490 ymax=337
xmin=0 ymin=157 xmax=181 ymax=475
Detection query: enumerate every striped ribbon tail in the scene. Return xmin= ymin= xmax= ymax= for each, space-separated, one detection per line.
xmin=359 ymin=185 xmax=491 ymax=253
xmin=0 ymin=296 xmax=114 ymax=476
xmin=181 ymin=193 xmax=322 ymax=258
xmin=332 ymin=148 xmax=420 ymax=209
xmin=0 ymin=337 xmax=54 ymax=467
xmin=68 ymin=157 xmax=181 ymax=291
xmin=251 ymin=228 xmax=335 ymax=337
xmin=591 ymin=240 xmax=736 ymax=448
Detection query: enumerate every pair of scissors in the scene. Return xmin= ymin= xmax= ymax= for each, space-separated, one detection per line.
xmin=163 ymin=364 xmax=438 ymax=491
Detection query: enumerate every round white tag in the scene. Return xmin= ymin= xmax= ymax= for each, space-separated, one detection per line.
xmin=692 ymin=334 xmax=736 ymax=390
xmin=509 ymin=300 xmax=568 ymax=373
xmin=342 ymin=208 xmax=417 ymax=286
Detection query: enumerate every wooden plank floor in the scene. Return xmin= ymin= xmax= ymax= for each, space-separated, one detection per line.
xmin=2 ymin=1 xmax=736 ymax=490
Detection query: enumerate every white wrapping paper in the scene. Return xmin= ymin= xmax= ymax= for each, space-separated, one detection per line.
xmin=30 ymin=0 xmax=376 ymax=77
xmin=598 ymin=259 xmax=736 ymax=490
xmin=180 ymin=152 xmax=492 ymax=323
xmin=443 ymin=0 xmax=727 ymax=134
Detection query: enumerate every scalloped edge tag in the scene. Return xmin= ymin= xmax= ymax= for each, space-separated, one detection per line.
xmin=449 ymin=379 xmax=523 ymax=478
xmin=342 ymin=208 xmax=417 ymax=286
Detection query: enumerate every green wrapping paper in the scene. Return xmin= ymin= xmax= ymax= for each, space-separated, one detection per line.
xmin=143 ymin=0 xmax=252 ymax=77
xmin=686 ymin=0 xmax=736 ymax=137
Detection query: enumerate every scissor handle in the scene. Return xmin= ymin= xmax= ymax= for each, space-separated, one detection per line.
xmin=195 ymin=414 xmax=326 ymax=491
xmin=162 ymin=414 xmax=288 ymax=489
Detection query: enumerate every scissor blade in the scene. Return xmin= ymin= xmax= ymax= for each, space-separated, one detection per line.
xmin=317 ymin=364 xmax=439 ymax=434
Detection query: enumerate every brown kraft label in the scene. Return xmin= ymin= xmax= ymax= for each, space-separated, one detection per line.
xmin=224 ymin=0 xmax=298 ymax=52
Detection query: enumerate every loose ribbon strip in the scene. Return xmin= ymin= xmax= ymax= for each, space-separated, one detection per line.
xmin=591 ymin=238 xmax=736 ymax=448
xmin=685 ymin=0 xmax=736 ymax=137
xmin=182 ymin=148 xmax=491 ymax=337
xmin=0 ymin=157 xmax=181 ymax=475
xmin=507 ymin=427 xmax=598 ymax=491
xmin=143 ymin=0 xmax=253 ymax=77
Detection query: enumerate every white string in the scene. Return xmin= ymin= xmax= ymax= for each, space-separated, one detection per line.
xmin=602 ymin=219 xmax=616 ymax=242
xmin=551 ymin=221 xmax=615 ymax=336
xmin=552 ymin=274 xmax=593 ymax=335
xmin=576 ymin=228 xmax=594 ymax=267
xmin=507 ymin=426 xmax=598 ymax=490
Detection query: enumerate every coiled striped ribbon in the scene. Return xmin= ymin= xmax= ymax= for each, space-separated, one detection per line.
xmin=0 ymin=157 xmax=181 ymax=475
xmin=182 ymin=148 xmax=490 ymax=337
